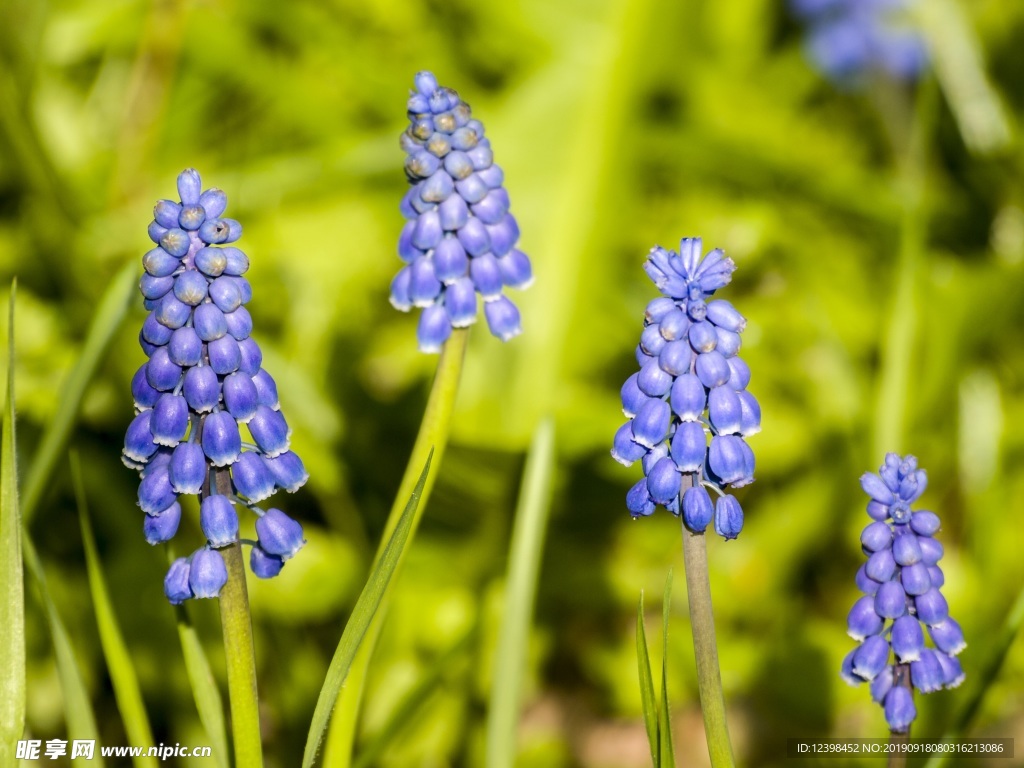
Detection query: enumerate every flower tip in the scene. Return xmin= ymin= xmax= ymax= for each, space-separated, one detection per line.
xmin=414 ymin=71 xmax=439 ymax=96
xmin=177 ymin=169 xmax=202 ymax=206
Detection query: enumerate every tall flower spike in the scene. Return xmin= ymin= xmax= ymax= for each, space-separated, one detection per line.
xmin=612 ymin=238 xmax=759 ymax=540
xmin=842 ymin=454 xmax=964 ymax=733
xmin=393 ymin=71 xmax=532 ymax=352
xmin=124 ymin=169 xmax=310 ymax=603
xmin=790 ymin=0 xmax=928 ymax=84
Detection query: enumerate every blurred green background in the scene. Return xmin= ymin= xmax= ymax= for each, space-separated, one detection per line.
xmin=1 ymin=0 xmax=1023 ymax=765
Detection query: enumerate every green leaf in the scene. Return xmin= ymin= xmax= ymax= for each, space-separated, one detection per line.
xmin=302 ymin=450 xmax=433 ymax=768
xmin=22 ymin=538 xmax=105 ymax=767
xmin=636 ymin=592 xmax=659 ymax=768
xmin=352 ymin=627 xmax=475 ymax=768
xmin=485 ymin=418 xmax=556 ymax=768
xmin=72 ymin=454 xmax=158 ymax=768
xmin=659 ymin=569 xmax=675 ymax=768
xmin=171 ymin=587 xmax=230 ymax=768
xmin=21 ymin=261 xmax=135 ymax=525
xmin=0 ymin=280 xmax=25 ymax=765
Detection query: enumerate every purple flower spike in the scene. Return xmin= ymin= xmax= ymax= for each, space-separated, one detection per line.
xmin=395 ymin=72 xmax=531 ymax=351
xmin=124 ymin=169 xmax=309 ymax=602
xmin=842 ymin=454 xmax=963 ymax=732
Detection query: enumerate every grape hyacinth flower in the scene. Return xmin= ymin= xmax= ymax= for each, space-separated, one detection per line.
xmin=611 ymin=238 xmax=759 ymax=540
xmin=123 ymin=169 xmax=308 ymax=604
xmin=390 ymin=71 xmax=532 ymax=352
xmin=790 ymin=0 xmax=928 ymax=84
xmin=842 ymin=454 xmax=964 ymax=733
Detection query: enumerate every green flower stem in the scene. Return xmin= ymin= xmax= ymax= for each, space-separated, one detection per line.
xmin=323 ymin=328 xmax=469 ymax=767
xmin=211 ymin=468 xmax=262 ymax=768
xmin=680 ymin=477 xmax=735 ymax=768
xmin=888 ymin=664 xmax=912 ymax=768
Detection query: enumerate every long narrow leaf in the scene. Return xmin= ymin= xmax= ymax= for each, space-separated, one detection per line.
xmin=636 ymin=592 xmax=659 ymax=767
xmin=659 ymin=569 xmax=675 ymax=767
xmin=485 ymin=418 xmax=556 ymax=768
xmin=72 ymin=454 xmax=157 ymax=768
xmin=22 ymin=538 xmax=105 ymax=767
xmin=22 ymin=261 xmax=135 ymax=525
xmin=302 ymin=451 xmax=433 ymax=768
xmin=0 ymin=280 xmax=25 ymax=763
xmin=352 ymin=627 xmax=475 ymax=768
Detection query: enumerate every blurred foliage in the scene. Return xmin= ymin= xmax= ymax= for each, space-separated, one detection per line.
xmin=1 ymin=0 xmax=1023 ymax=766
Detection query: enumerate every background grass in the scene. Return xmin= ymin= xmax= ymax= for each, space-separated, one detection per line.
xmin=0 ymin=0 xmax=1022 ymax=766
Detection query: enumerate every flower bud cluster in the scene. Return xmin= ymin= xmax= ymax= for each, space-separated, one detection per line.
xmin=123 ymin=169 xmax=308 ymax=603
xmin=842 ymin=454 xmax=965 ymax=733
xmin=611 ymin=238 xmax=759 ymax=539
xmin=390 ymin=71 xmax=532 ymax=352
xmin=790 ymin=0 xmax=927 ymax=84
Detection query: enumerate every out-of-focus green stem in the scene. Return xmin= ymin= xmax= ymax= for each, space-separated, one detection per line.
xmin=324 ymin=329 xmax=468 ymax=767
xmin=211 ymin=469 xmax=262 ymax=768
xmin=680 ymin=477 xmax=735 ymax=768
xmin=872 ymin=79 xmax=936 ymax=460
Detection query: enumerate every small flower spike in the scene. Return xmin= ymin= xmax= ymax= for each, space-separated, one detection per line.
xmin=393 ymin=71 xmax=532 ymax=352
xmin=125 ymin=169 xmax=309 ymax=603
xmin=790 ymin=0 xmax=928 ymax=84
xmin=612 ymin=238 xmax=758 ymax=539
xmin=842 ymin=454 xmax=964 ymax=733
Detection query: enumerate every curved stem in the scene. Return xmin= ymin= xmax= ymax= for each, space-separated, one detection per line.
xmin=323 ymin=328 xmax=468 ymax=767
xmin=680 ymin=476 xmax=735 ymax=768
xmin=209 ymin=468 xmax=263 ymax=768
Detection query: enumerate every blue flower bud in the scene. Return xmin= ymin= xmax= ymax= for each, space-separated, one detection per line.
xmin=632 ymin=399 xmax=671 ymax=449
xmin=840 ymin=648 xmax=859 ymax=686
xmin=438 ymin=193 xmax=469 ymax=230
xmin=199 ymin=188 xmax=227 ymax=219
xmin=157 ymin=292 xmax=193 ymax=329
xmin=714 ymin=328 xmax=741 ymax=358
xmin=496 ymin=250 xmax=532 ymax=293
xmin=705 ymin=299 xmax=745 ymax=332
xmin=144 ymin=501 xmax=182 ymax=544
xmin=174 ymin=271 xmax=208 ymax=306
xmin=202 ymin=411 xmax=241 ymax=467
xmin=640 ymin=325 xmax=666 ymax=356
xmin=883 ymin=687 xmax=916 ymax=733
xmin=927 ymin=565 xmax=944 ymax=589
xmin=708 ymin=434 xmax=754 ymax=487
xmin=148 ymin=221 xmax=168 ymax=244
xmin=646 ymin=458 xmax=681 ymax=506
xmin=160 ymin=228 xmax=191 ymax=258
xmin=220 ymin=246 xmax=249 ymax=276
xmin=200 ymin=494 xmax=239 ymax=547
xmin=167 ymin=327 xmax=202 ymax=367
xmin=264 ymin=451 xmax=309 ymax=492
xmin=688 ymin=320 xmax=718 ymax=353
xmin=164 ymin=558 xmax=193 ymax=603
xmin=175 ymin=203 xmax=204 ymax=230
xmin=870 ymin=666 xmax=893 ymax=702
xmin=222 ymin=372 xmax=259 ymax=422
xmin=891 ymin=614 xmax=924 ymax=662
xmin=874 ymin=581 xmax=906 ymax=619
xmin=457 ymin=218 xmax=491 ymax=257
xmin=918 ymin=536 xmax=943 ymax=565
xmin=169 ymin=442 xmax=206 ymax=494
xmin=409 ymin=257 xmax=442 ymax=307
xmin=928 ymin=618 xmax=965 ymax=656
xmin=151 ymin=394 xmax=189 ymax=447
xmin=250 ymin=545 xmax=285 ymax=579
xmin=682 ymin=485 xmax=714 ymax=533
xmin=469 ymin=253 xmax=504 ymax=299
xmin=910 ymin=510 xmax=940 ymax=536
xmin=910 ymin=649 xmax=944 ymax=694
xmin=434 ymin=236 xmax=469 ymax=284
xmin=248 ymin=405 xmax=290 ymax=457
xmin=860 ymin=521 xmax=892 ymax=552
xmin=668 ymin=373 xmax=705 ymax=422
xmin=658 ymin=340 xmax=692 ymax=377
xmin=191 ymin=304 xmax=224 ymax=342
xmin=852 ymin=634 xmax=889 ymax=680
xmin=865 ymin=548 xmax=896 ymax=582
xmin=478 ymin=163 xmax=504 ymax=188
xmin=855 ymin=564 xmax=881 ymax=595
xmin=389 ymin=266 xmax=413 ymax=311
xmin=914 ymin=589 xmax=948 ymax=626
xmin=611 ymin=422 xmax=645 ymax=466
xmin=626 ymin=478 xmax=655 ymax=517
xmin=421 ymin=169 xmax=455 ymax=202
xmin=935 ymin=651 xmax=965 ymax=688
xmin=209 ymin=276 xmax=243 ymax=313
xmin=670 ymin=421 xmax=706 ymax=472
xmin=143 ymin=247 xmax=181 ymax=277
xmin=713 ymin=494 xmax=743 ymax=540
xmin=620 ymin=373 xmax=648 ymax=418
xmin=708 ymin=386 xmax=742 ymax=435
xmin=658 ymin=308 xmax=689 ymax=341
xmin=183 ymin=365 xmax=220 ymax=412
xmin=251 ymin=369 xmax=279 ymax=410
xmin=637 ymin=361 xmax=673 ymax=397
xmin=847 ymin=595 xmax=883 ymax=640
xmin=727 ymin=357 xmax=751 ymax=390
xmin=124 ymin=411 xmax=159 ymax=462
xmin=866 ymin=500 xmax=889 ymax=521
xmin=225 ymin=307 xmax=253 ymax=340
xmin=140 ymin=273 xmax=175 ymax=301
xmin=417 ymin=304 xmax=452 ymax=352
xmin=154 ymin=200 xmax=182 ymax=229
xmin=695 ymin=351 xmax=730 ymax=388
xmin=255 ymin=508 xmax=305 ymax=560
xmin=645 ymin=298 xmax=675 ymax=324
xmin=892 ymin=532 xmax=922 ymax=566
xmin=736 ymin=391 xmax=761 ymax=436
xmin=412 ymin=210 xmax=443 ymax=251
xmin=208 ymin=335 xmax=241 ymax=375
xmin=137 ymin=466 xmax=177 ymax=514
xmin=232 ymin=452 xmax=276 ymax=502
xmin=142 ymin=313 xmax=173 ymax=347
xmin=483 ymin=296 xmax=521 ymax=341
xmin=177 ymin=169 xmax=202 ymax=205
xmin=189 ymin=548 xmax=228 ymax=599
xmin=198 ymin=219 xmax=233 ymax=244
xmin=860 ymin=472 xmax=894 ymax=505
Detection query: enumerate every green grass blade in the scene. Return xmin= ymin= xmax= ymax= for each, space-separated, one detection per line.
xmin=0 ymin=279 xmax=25 ymax=764
xmin=636 ymin=592 xmax=659 ymax=767
xmin=22 ymin=538 xmax=105 ymax=767
xmin=485 ymin=418 xmax=556 ymax=768
xmin=72 ymin=454 xmax=158 ymax=768
xmin=171 ymin=583 xmax=229 ymax=768
xmin=659 ymin=569 xmax=675 ymax=768
xmin=302 ymin=450 xmax=433 ymax=768
xmin=352 ymin=627 xmax=475 ymax=768
xmin=22 ymin=261 xmax=135 ymax=525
